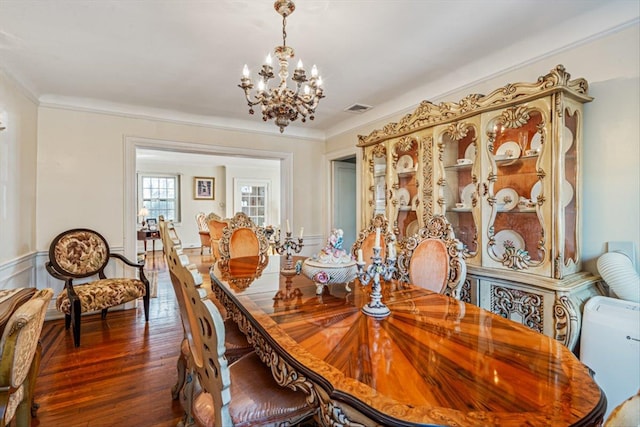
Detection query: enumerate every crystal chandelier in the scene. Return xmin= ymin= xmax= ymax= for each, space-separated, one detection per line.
xmin=239 ymin=0 xmax=324 ymax=133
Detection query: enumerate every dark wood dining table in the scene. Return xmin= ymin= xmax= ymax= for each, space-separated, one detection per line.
xmin=210 ymin=255 xmax=605 ymax=427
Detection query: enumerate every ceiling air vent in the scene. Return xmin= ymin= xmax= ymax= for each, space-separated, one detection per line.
xmin=344 ymin=103 xmax=373 ymax=113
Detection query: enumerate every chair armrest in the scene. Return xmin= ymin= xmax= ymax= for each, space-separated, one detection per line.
xmin=45 ymin=261 xmax=67 ymax=282
xmin=110 ymin=253 xmax=144 ymax=269
xmin=45 ymin=262 xmax=78 ymax=297
xmin=109 ymin=254 xmax=150 ymax=292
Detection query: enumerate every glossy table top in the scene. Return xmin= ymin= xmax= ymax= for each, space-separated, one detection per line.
xmin=210 ymin=256 xmax=604 ymax=426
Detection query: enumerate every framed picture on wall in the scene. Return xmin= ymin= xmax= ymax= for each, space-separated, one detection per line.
xmin=194 ymin=177 xmax=215 ymax=200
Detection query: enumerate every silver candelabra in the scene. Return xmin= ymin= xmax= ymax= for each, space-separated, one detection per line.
xmin=273 ymin=229 xmax=304 ymax=274
xmin=356 ymin=245 xmax=396 ymax=318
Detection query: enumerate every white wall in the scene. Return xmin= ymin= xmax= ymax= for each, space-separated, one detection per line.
xmin=325 ymin=24 xmax=640 ymax=275
xmin=0 ymin=69 xmax=38 ymax=265
xmin=35 ymin=108 xmax=325 ymax=260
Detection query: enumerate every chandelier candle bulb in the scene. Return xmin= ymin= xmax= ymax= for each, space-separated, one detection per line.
xmin=374 ymin=227 xmax=381 ymax=249
xmin=357 ymin=249 xmax=364 ymax=263
xmin=286 ymin=219 xmax=290 ymax=234
xmin=299 ymin=227 xmax=304 ymax=239
xmin=242 ymin=65 xmax=250 ymax=78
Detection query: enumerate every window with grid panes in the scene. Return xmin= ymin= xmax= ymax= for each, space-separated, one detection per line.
xmin=138 ymin=174 xmax=180 ymax=223
xmin=240 ymin=184 xmax=267 ymax=226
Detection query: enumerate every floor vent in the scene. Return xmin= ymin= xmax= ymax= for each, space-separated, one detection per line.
xmin=344 ymin=103 xmax=373 ymax=113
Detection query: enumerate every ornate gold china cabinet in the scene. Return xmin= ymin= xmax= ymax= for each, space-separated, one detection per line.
xmin=358 ymin=65 xmax=602 ymax=349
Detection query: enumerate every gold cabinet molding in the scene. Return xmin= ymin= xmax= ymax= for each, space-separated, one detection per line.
xmin=358 ymin=65 xmax=602 ymax=349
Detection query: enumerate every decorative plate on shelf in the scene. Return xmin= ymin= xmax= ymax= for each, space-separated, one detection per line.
xmin=493 ymin=229 xmax=525 ymax=259
xmin=530 ymin=181 xmax=542 ymax=201
xmin=397 ymin=155 xmax=414 ymax=173
xmin=396 ymin=188 xmax=410 ymax=208
xmin=464 ymin=144 xmax=476 ymax=164
xmin=563 ymin=180 xmax=574 ymax=207
xmin=460 ymin=183 xmax=475 ymax=207
xmin=406 ymin=220 xmax=419 ymax=237
xmin=495 ymin=141 xmax=521 ymax=160
xmin=563 ymin=126 xmax=574 ymax=153
xmin=530 ymin=133 xmax=542 ymax=151
xmin=495 ymin=188 xmax=519 ymax=211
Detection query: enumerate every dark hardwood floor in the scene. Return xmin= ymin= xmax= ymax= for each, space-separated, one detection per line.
xmin=33 ymin=248 xmax=214 ymax=427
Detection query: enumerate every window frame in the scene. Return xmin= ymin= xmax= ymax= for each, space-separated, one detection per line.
xmin=137 ymin=173 xmax=181 ymax=224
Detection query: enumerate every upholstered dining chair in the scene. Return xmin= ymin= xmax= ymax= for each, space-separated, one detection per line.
xmin=218 ymin=212 xmax=269 ymax=261
xmin=45 ymin=229 xmax=150 ymax=347
xmin=195 ymin=212 xmax=211 ymax=255
xmin=0 ymin=288 xmax=53 ymax=427
xmin=396 ymin=215 xmax=467 ymax=298
xmin=165 ymin=240 xmax=316 ymax=427
xmin=205 ymin=212 xmax=228 ymax=262
xmin=351 ymin=214 xmax=392 ymax=263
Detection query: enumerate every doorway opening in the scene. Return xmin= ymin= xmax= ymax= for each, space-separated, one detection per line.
xmin=331 ymin=155 xmax=357 ymax=252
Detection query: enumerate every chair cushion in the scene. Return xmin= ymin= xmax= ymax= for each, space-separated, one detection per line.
xmin=56 ymin=279 xmax=146 ymax=315
xmin=192 ymin=352 xmax=313 ymax=427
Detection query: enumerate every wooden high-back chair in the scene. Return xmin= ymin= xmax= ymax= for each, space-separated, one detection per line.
xmin=159 ymin=217 xmax=252 ymax=425
xmin=218 ymin=212 xmax=269 ymax=260
xmin=195 ymin=212 xmax=211 ymax=255
xmin=205 ymin=213 xmax=228 ymax=262
xmin=397 ymin=215 xmax=467 ymax=298
xmin=165 ymin=237 xmax=315 ymax=427
xmin=351 ymin=214 xmax=392 ymax=262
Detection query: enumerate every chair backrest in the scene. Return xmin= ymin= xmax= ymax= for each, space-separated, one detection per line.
xmin=351 ymin=214 xmax=390 ymax=262
xmin=605 ymin=390 xmax=640 ymax=426
xmin=158 ymin=217 xmax=198 ymax=273
xmin=218 ymin=212 xmax=269 ymax=260
xmin=195 ymin=212 xmax=209 ymax=233
xmin=397 ymin=215 xmax=467 ymax=298
xmin=0 ymin=288 xmax=53 ymax=425
xmin=206 ymin=213 xmax=228 ymax=260
xmin=158 ymin=215 xmax=182 ymax=250
xmin=48 ymin=229 xmax=110 ymax=278
xmin=165 ymin=233 xmax=233 ymax=427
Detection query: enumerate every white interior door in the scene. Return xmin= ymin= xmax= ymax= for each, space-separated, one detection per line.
xmin=332 ymin=160 xmax=357 ymax=252
xmin=233 ymin=178 xmax=270 ymax=226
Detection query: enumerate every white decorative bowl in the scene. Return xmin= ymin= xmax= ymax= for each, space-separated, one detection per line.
xmin=302 ymin=259 xmax=357 ymax=295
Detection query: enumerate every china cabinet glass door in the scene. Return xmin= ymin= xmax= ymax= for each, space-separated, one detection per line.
xmin=438 ymin=121 xmax=480 ymax=262
xmin=483 ymin=100 xmax=550 ymax=273
xmin=392 ymin=137 xmax=419 ymax=240
xmin=367 ymin=143 xmax=388 ymax=219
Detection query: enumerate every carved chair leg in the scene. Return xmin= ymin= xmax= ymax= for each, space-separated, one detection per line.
xmin=72 ymin=299 xmax=82 ymax=347
xmin=143 ymin=294 xmax=150 ymax=322
xmin=64 ymin=313 xmax=71 ymax=330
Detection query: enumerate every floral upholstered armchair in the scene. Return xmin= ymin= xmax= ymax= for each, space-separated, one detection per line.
xmin=45 ymin=229 xmax=150 ymax=347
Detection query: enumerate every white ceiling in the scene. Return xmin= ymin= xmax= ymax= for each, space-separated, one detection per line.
xmin=0 ymin=1 xmax=637 ymax=139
